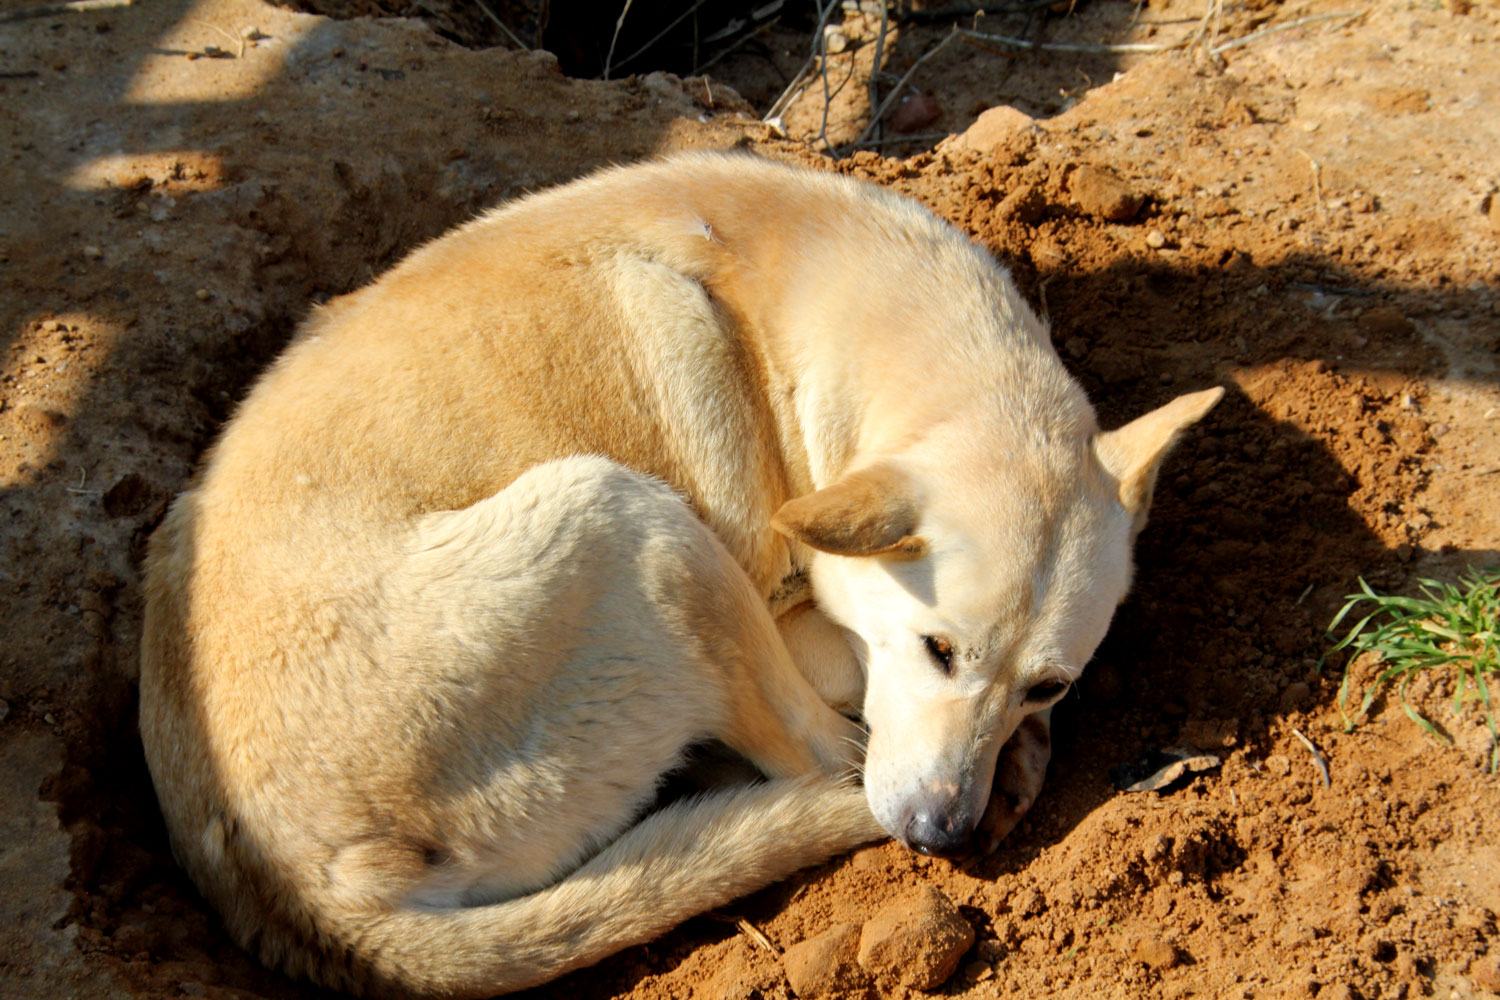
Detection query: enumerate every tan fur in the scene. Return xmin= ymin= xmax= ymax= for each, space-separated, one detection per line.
xmin=140 ymin=153 xmax=1219 ymax=998
xmin=771 ymin=463 xmax=926 ymax=557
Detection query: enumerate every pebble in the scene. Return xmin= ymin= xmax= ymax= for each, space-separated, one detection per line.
xmin=1279 ymin=681 xmax=1312 ymax=711
xmin=1070 ymin=165 xmax=1144 ymax=221
xmin=83 ymin=245 xmax=102 ymax=260
xmin=1146 ymin=229 xmax=1167 ymax=249
xmin=1359 ymin=305 xmax=1415 ymax=338
xmin=783 ymin=923 xmax=868 ymax=997
xmin=1133 ymin=936 xmax=1179 ymax=970
xmin=195 ymin=288 xmax=211 ymax=301
xmin=951 ymin=104 xmax=1035 ymax=152
xmin=823 ymin=26 xmax=850 ymax=54
xmin=891 ymin=93 xmax=941 ymax=133
xmin=857 ymin=885 xmax=975 ymax=990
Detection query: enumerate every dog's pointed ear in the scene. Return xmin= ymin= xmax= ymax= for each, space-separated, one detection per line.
xmin=771 ymin=464 xmax=926 ymax=558
xmin=1095 ymin=387 xmax=1224 ymax=528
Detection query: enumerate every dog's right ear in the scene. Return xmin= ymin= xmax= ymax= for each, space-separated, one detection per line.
xmin=1095 ymin=386 xmax=1224 ymax=534
xmin=771 ymin=464 xmax=926 ymax=558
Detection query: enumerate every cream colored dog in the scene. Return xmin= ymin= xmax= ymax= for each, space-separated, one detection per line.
xmin=140 ymin=153 xmax=1220 ymax=998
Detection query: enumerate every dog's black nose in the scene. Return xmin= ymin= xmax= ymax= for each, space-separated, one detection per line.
xmin=906 ymin=811 xmax=974 ymax=859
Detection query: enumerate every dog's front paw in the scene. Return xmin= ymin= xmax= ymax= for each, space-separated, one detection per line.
xmin=977 ymin=710 xmax=1052 ymax=853
xmin=807 ymin=709 xmax=869 ymax=785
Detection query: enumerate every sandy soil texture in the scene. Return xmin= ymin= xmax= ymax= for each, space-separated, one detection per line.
xmin=1 ymin=0 xmax=1497 ymax=998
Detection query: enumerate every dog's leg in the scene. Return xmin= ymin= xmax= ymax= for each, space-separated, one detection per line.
xmin=711 ymin=593 xmax=868 ymax=782
xmin=391 ymin=455 xmax=863 ymax=899
xmin=976 ymin=707 xmax=1053 ymax=853
xmin=774 ymin=601 xmax=863 ymax=716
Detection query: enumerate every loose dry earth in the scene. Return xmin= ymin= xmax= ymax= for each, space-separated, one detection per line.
xmin=1 ymin=1 xmax=1497 ymax=999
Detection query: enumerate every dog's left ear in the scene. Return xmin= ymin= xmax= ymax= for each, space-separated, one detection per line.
xmin=1095 ymin=387 xmax=1224 ymax=532
xmin=771 ymin=464 xmax=926 ymax=558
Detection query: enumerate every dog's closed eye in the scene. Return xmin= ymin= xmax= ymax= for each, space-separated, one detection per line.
xmin=922 ymin=635 xmax=954 ymax=675
xmin=1024 ymin=679 xmax=1069 ymax=705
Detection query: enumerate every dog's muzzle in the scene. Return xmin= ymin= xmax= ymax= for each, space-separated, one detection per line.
xmin=901 ymin=785 xmax=979 ymax=859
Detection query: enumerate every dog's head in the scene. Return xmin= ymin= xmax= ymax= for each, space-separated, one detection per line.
xmin=772 ymin=388 xmax=1222 ymax=855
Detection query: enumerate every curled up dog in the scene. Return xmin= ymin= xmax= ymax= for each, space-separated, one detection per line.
xmin=139 ymin=154 xmax=1221 ymax=998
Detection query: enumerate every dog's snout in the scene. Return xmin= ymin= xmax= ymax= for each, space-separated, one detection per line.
xmin=905 ymin=807 xmax=974 ymax=860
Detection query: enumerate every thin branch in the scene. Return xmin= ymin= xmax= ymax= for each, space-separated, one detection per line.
xmin=763 ymin=0 xmax=840 ymax=122
xmin=0 ymin=0 xmax=130 ymax=24
xmin=844 ymin=131 xmax=950 ymax=149
xmin=602 ymin=0 xmax=635 ymax=80
xmin=1210 ymin=9 xmax=1365 ymax=55
xmin=866 ymin=1 xmax=890 ymax=152
xmin=962 ymin=27 xmax=1176 ymax=54
xmin=849 ymin=26 xmax=960 ymax=150
xmin=613 ymin=0 xmax=712 ymax=74
xmin=1291 ymin=727 xmax=1332 ymax=787
xmin=693 ymin=16 xmax=778 ymax=77
xmin=472 ymin=0 xmax=531 ymax=51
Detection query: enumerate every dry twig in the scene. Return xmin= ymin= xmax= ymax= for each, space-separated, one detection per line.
xmin=473 ymin=0 xmax=531 ymax=51
xmin=1210 ymin=10 xmax=1366 ymax=55
xmin=1291 ymin=727 xmax=1332 ymax=787
xmin=736 ymin=918 xmax=777 ymax=954
xmin=1296 ymin=148 xmax=1325 ymax=214
xmin=849 ymin=26 xmax=960 ymax=150
xmin=865 ymin=1 xmax=891 ymax=150
xmin=0 ymin=0 xmax=129 ymax=24
xmin=763 ymin=0 xmax=840 ymax=123
xmin=602 ymin=0 xmax=635 ymax=80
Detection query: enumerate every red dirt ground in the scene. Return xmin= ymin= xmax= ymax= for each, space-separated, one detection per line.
xmin=2 ymin=1 xmax=1497 ymax=998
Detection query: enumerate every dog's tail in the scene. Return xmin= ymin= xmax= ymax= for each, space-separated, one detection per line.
xmin=318 ymin=775 xmax=881 ymax=999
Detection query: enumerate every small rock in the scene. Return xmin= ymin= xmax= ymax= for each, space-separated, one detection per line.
xmin=1472 ymin=954 xmax=1500 ymax=992
xmin=783 ymin=923 xmax=868 ymax=997
xmin=1279 ymin=681 xmax=1312 ymax=712
xmin=891 ymin=93 xmax=941 ymax=133
xmin=1070 ymin=165 xmax=1144 ymax=221
xmin=1145 ymin=229 xmax=1167 ymax=249
xmin=952 ymin=104 xmax=1035 ymax=152
xmin=858 ymin=885 xmax=975 ymax=991
xmin=83 ymin=245 xmax=103 ymax=260
xmin=1359 ymin=305 xmax=1415 ymax=338
xmin=823 ymin=26 xmax=850 ymax=54
xmin=195 ymin=288 xmax=211 ymax=301
xmin=1133 ymin=936 xmax=1179 ymax=970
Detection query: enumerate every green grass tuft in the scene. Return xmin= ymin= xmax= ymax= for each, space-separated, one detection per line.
xmin=1320 ymin=568 xmax=1500 ymax=773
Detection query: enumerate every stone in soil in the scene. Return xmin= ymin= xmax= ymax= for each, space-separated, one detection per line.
xmin=891 ymin=93 xmax=942 ymax=133
xmin=950 ymin=104 xmax=1035 ymax=151
xmin=782 ymin=922 xmax=868 ymax=997
xmin=857 ymin=884 xmax=975 ymax=991
xmin=1069 ymin=165 xmax=1144 ymax=221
